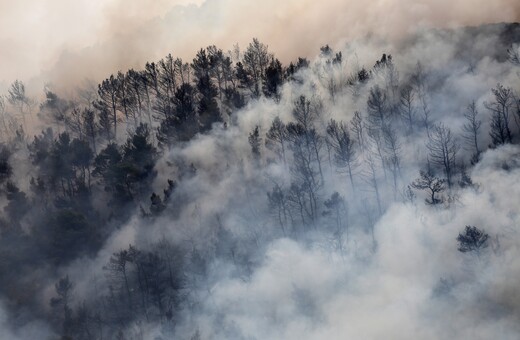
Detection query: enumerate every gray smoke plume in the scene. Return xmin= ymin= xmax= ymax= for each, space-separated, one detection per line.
xmin=40 ymin=24 xmax=519 ymax=339
xmin=0 ymin=2 xmax=520 ymax=339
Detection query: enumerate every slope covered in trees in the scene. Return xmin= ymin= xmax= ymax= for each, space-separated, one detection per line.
xmin=0 ymin=23 xmax=519 ymax=339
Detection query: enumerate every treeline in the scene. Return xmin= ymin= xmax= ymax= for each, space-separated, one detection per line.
xmin=0 ymin=35 xmax=518 ymax=339
xmin=10 ymin=39 xmax=306 ymax=144
xmin=0 ymin=38 xmax=309 ymax=339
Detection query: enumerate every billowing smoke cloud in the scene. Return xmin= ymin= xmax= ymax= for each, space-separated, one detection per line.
xmin=26 ymin=25 xmax=515 ymax=338
xmin=1 ymin=0 xmax=519 ymax=91
xmin=0 ymin=1 xmax=520 ymax=339
xmin=165 ymin=145 xmax=520 ymax=340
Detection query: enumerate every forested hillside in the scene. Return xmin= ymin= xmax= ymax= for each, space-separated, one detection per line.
xmin=0 ymin=23 xmax=520 ymax=339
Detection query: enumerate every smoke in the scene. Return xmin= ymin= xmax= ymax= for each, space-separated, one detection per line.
xmin=164 ymin=145 xmax=520 ymax=340
xmin=0 ymin=302 xmax=52 ymax=340
xmin=1 ymin=0 xmax=519 ymax=91
xmin=0 ymin=2 xmax=520 ymax=339
xmin=26 ymin=25 xmax=516 ymax=339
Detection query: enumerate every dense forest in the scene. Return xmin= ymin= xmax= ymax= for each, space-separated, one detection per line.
xmin=0 ymin=22 xmax=520 ymax=339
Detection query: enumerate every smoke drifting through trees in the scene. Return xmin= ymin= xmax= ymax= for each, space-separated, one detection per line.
xmin=2 ymin=0 xmax=520 ymax=89
xmin=0 ymin=22 xmax=519 ymax=339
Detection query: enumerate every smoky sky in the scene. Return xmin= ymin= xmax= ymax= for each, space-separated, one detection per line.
xmin=0 ymin=1 xmax=519 ymax=337
xmin=1 ymin=0 xmax=519 ymax=91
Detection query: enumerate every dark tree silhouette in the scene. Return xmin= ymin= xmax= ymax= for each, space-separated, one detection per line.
xmin=399 ymin=85 xmax=416 ymax=134
xmin=411 ymin=170 xmax=446 ymax=205
xmin=104 ymin=249 xmax=134 ymax=310
xmin=4 ymin=181 xmax=29 ymax=227
xmin=39 ymin=90 xmax=70 ymax=132
xmin=327 ymin=119 xmax=358 ymax=189
xmin=265 ymin=117 xmax=288 ymax=164
xmin=98 ymin=75 xmax=119 ymax=137
xmin=350 ymin=111 xmax=365 ymax=150
xmin=367 ymin=85 xmax=390 ymax=131
xmin=158 ymin=54 xmax=178 ymax=103
xmin=267 ymin=184 xmax=291 ymax=235
xmin=157 ymin=83 xmax=198 ymax=146
xmin=323 ymin=191 xmax=348 ymax=253
xmin=243 ymin=38 xmax=271 ymax=97
xmin=194 ymin=62 xmax=221 ymax=132
xmin=383 ymin=125 xmax=402 ymax=194
xmin=82 ymin=108 xmax=97 ymax=153
xmin=263 ymin=58 xmax=284 ymax=100
xmin=7 ymin=80 xmax=31 ymax=128
xmin=457 ymin=225 xmax=489 ymax=254
xmin=121 ymin=124 xmax=158 ymax=197
xmin=426 ymin=124 xmax=459 ymax=187
xmin=486 ymin=84 xmax=513 ymax=146
xmin=286 ymin=57 xmax=309 ymax=79
xmin=115 ymin=71 xmax=136 ymax=127
xmin=0 ymin=147 xmax=12 ymax=184
xmin=94 ymin=100 xmax=114 ymax=141
xmin=461 ymin=101 xmax=482 ymax=162
xmin=248 ymin=125 xmax=262 ymax=160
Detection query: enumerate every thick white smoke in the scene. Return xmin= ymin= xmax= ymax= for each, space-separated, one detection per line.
xmin=170 ymin=145 xmax=520 ymax=340
xmin=1 ymin=2 xmax=520 ymax=339
xmin=41 ymin=27 xmax=520 ymax=339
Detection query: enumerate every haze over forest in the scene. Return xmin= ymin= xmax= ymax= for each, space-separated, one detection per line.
xmin=0 ymin=1 xmax=520 ymax=339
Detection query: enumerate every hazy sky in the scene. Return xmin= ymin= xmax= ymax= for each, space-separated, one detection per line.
xmin=0 ymin=0 xmax=519 ymax=89
xmin=0 ymin=2 xmax=519 ymax=339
